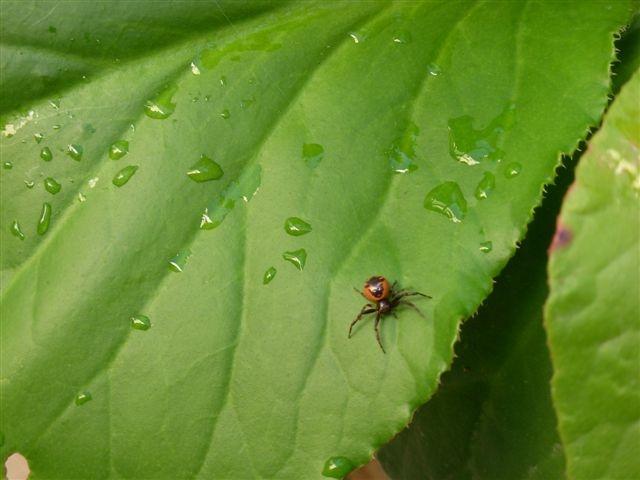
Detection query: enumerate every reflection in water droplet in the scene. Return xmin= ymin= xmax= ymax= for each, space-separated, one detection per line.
xmin=49 ymin=99 xmax=61 ymax=110
xmin=392 ymin=30 xmax=412 ymax=44
xmin=504 ymin=162 xmax=522 ymax=178
xmin=263 ymin=267 xmax=277 ymax=284
xmin=88 ymin=177 xmax=99 ymax=188
xmin=144 ymin=84 xmax=178 ymax=119
xmin=387 ymin=121 xmax=419 ymax=173
xmin=24 ymin=180 xmax=35 ymax=189
xmin=282 ymin=249 xmax=307 ymax=271
xmin=475 ymin=171 xmax=496 ymax=200
xmin=424 ymin=182 xmax=467 ymax=223
xmin=348 ymin=31 xmax=364 ymax=43
xmin=34 ymin=132 xmax=45 ymax=143
xmin=448 ymin=103 xmax=515 ymax=166
xmin=190 ymin=61 xmax=201 ymax=75
xmin=220 ymin=109 xmax=230 ymax=119
xmin=40 ymin=146 xmax=53 ymax=161
xmin=3 ymin=162 xmax=12 ymax=169
xmin=479 ymin=241 xmax=493 ymax=253
xmin=67 ymin=144 xmax=83 ymax=161
xmin=322 ymin=456 xmax=355 ymax=478
xmin=75 ymin=391 xmax=92 ymax=406
xmin=187 ymin=155 xmax=224 ymax=182
xmin=78 ymin=192 xmax=86 ymax=202
xmin=10 ymin=220 xmax=25 ymax=240
xmin=112 ymin=165 xmax=138 ymax=187
xmin=109 ymin=140 xmax=129 ymax=160
xmin=131 ymin=314 xmax=151 ymax=330
xmin=44 ymin=177 xmax=61 ymax=194
xmin=200 ymin=165 xmax=262 ymax=230
xmin=284 ymin=217 xmax=312 ymax=236
xmin=427 ymin=62 xmax=441 ymax=76
xmin=37 ymin=202 xmax=52 ymax=235
xmin=169 ymin=249 xmax=191 ymax=272
xmin=303 ymin=143 xmax=324 ymax=169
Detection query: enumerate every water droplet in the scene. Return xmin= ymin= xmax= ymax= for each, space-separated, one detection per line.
xmin=187 ymin=155 xmax=224 ymax=182
xmin=322 ymin=456 xmax=355 ymax=478
xmin=78 ymin=192 xmax=86 ymax=202
xmin=169 ymin=249 xmax=191 ymax=272
xmin=75 ymin=391 xmax=92 ymax=406
xmin=130 ymin=314 xmax=151 ymax=331
xmin=504 ymin=162 xmax=522 ymax=178
xmin=220 ymin=109 xmax=230 ymax=119
xmin=190 ymin=61 xmax=201 ymax=75
xmin=427 ymin=62 xmax=441 ymax=76
xmin=112 ymin=165 xmax=138 ymax=187
xmin=44 ymin=177 xmax=61 ymax=194
xmin=302 ymin=143 xmax=324 ymax=168
xmin=479 ymin=241 xmax=493 ymax=253
xmin=475 ymin=171 xmax=496 ymax=200
xmin=40 ymin=146 xmax=53 ymax=161
xmin=109 ymin=140 xmax=129 ymax=160
xmin=284 ymin=217 xmax=312 ymax=236
xmin=392 ymin=30 xmax=412 ymax=44
xmin=34 ymin=132 xmax=44 ymax=143
xmin=144 ymin=84 xmax=178 ymax=119
xmin=24 ymin=180 xmax=35 ymax=189
xmin=282 ymin=249 xmax=307 ymax=271
xmin=263 ymin=267 xmax=277 ymax=284
xmin=3 ymin=162 xmax=12 ymax=169
xmin=348 ymin=31 xmax=364 ymax=43
xmin=448 ymin=103 xmax=515 ymax=166
xmin=10 ymin=220 xmax=25 ymax=240
xmin=49 ymin=99 xmax=61 ymax=110
xmin=88 ymin=177 xmax=99 ymax=188
xmin=219 ymin=75 xmax=227 ymax=86
xmin=52 ymin=124 xmax=61 ymax=130
xmin=240 ymin=96 xmax=256 ymax=109
xmin=67 ymin=144 xmax=83 ymax=161
xmin=386 ymin=121 xmax=419 ymax=173
xmin=37 ymin=202 xmax=52 ymax=235
xmin=424 ymin=181 xmax=467 ymax=223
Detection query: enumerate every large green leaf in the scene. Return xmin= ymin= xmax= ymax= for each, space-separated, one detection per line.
xmin=0 ymin=2 xmax=630 ymax=478
xmin=544 ymin=70 xmax=640 ymax=480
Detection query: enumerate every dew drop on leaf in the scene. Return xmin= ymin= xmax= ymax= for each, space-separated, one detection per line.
xmin=37 ymin=202 xmax=52 ymax=235
xmin=3 ymin=162 xmax=12 ymax=169
xmin=302 ymin=143 xmax=324 ymax=168
xmin=284 ymin=217 xmax=312 ymax=236
xmin=34 ymin=132 xmax=44 ymax=143
xmin=282 ymin=249 xmax=307 ymax=271
xmin=475 ymin=171 xmax=496 ymax=200
xmin=322 ymin=456 xmax=355 ymax=478
xmin=187 ymin=155 xmax=224 ymax=182
xmin=75 ymin=391 xmax=92 ymax=406
xmin=386 ymin=121 xmax=419 ymax=173
xmin=40 ymin=146 xmax=53 ymax=162
xmin=44 ymin=177 xmax=61 ymax=194
xmin=144 ymin=84 xmax=178 ymax=119
xmin=503 ymin=162 xmax=522 ymax=178
xmin=424 ymin=181 xmax=467 ymax=223
xmin=168 ymin=249 xmax=191 ymax=273
xmin=112 ymin=165 xmax=139 ymax=187
xmin=263 ymin=267 xmax=277 ymax=285
xmin=66 ymin=144 xmax=83 ymax=161
xmin=10 ymin=220 xmax=25 ymax=240
xmin=130 ymin=315 xmax=151 ymax=331
xmin=109 ymin=140 xmax=129 ymax=160
xmin=479 ymin=240 xmax=493 ymax=253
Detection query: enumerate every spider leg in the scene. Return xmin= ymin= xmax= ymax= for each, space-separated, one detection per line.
xmin=393 ymin=290 xmax=432 ymax=302
xmin=353 ymin=287 xmax=370 ymax=301
xmin=398 ymin=300 xmax=425 ymax=318
xmin=349 ymin=304 xmax=377 ymax=338
xmin=373 ymin=311 xmax=386 ymax=353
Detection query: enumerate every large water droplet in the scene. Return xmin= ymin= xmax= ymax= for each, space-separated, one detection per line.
xmin=40 ymin=146 xmax=53 ymax=162
xmin=131 ymin=314 xmax=151 ymax=331
xmin=67 ymin=144 xmax=83 ymax=161
xmin=448 ymin=103 xmax=515 ymax=166
xmin=503 ymin=162 xmax=522 ymax=178
xmin=75 ymin=391 xmax=92 ymax=406
xmin=44 ymin=177 xmax=61 ymax=194
xmin=424 ymin=182 xmax=467 ymax=223
xmin=10 ymin=220 xmax=25 ymax=240
xmin=187 ymin=155 xmax=224 ymax=182
xmin=282 ymin=249 xmax=307 ymax=271
xmin=263 ymin=267 xmax=277 ymax=285
xmin=144 ymin=84 xmax=178 ymax=119
xmin=284 ymin=217 xmax=312 ymax=236
xmin=112 ymin=165 xmax=138 ymax=187
xmin=37 ymin=203 xmax=52 ymax=235
xmin=387 ymin=121 xmax=419 ymax=173
xmin=169 ymin=249 xmax=191 ymax=272
xmin=303 ymin=143 xmax=324 ymax=169
xmin=109 ymin=140 xmax=129 ymax=160
xmin=475 ymin=171 xmax=496 ymax=200
xmin=322 ymin=456 xmax=355 ymax=478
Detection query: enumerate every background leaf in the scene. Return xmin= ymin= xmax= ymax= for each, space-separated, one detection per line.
xmin=0 ymin=2 xmax=631 ymax=478
xmin=544 ymin=69 xmax=640 ymax=480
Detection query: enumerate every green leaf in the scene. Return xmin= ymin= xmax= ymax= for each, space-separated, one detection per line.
xmin=378 ymin=155 xmax=569 ymax=480
xmin=545 ymin=70 xmax=640 ymax=480
xmin=0 ymin=2 xmax=630 ymax=478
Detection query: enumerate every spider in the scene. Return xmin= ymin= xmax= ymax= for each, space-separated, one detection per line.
xmin=348 ymin=275 xmax=431 ymax=353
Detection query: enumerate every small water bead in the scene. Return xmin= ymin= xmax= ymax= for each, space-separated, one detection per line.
xmin=67 ymin=144 xmax=83 ymax=161
xmin=37 ymin=203 xmax=52 ymax=235
xmin=263 ymin=267 xmax=277 ymax=285
xmin=78 ymin=192 xmax=86 ymax=202
xmin=392 ymin=30 xmax=413 ymax=44
xmin=169 ymin=249 xmax=191 ymax=272
xmin=75 ymin=391 xmax=92 ymax=406
xmin=220 ymin=75 xmax=227 ymax=86
xmin=322 ymin=456 xmax=355 ymax=478
xmin=302 ymin=143 xmax=324 ymax=168
xmin=112 ymin=165 xmax=138 ymax=187
xmin=427 ymin=62 xmax=441 ymax=76
xmin=284 ymin=217 xmax=312 ymax=236
xmin=240 ymin=96 xmax=256 ymax=109
xmin=187 ymin=155 xmax=224 ymax=182
xmin=475 ymin=171 xmax=496 ymax=200
xmin=88 ymin=177 xmax=99 ymax=188
xmin=282 ymin=249 xmax=307 ymax=271
xmin=24 ymin=180 xmax=35 ymax=189
xmin=190 ymin=61 xmax=201 ymax=75
xmin=130 ymin=314 xmax=151 ymax=331
xmin=479 ymin=241 xmax=493 ymax=253
xmin=387 ymin=121 xmax=419 ymax=173
xmin=49 ymin=99 xmax=61 ymax=110
xmin=3 ymin=162 xmax=12 ymax=169
xmin=348 ymin=31 xmax=364 ymax=43
xmin=503 ymin=162 xmax=522 ymax=178
xmin=109 ymin=140 xmax=129 ymax=160
xmin=34 ymin=132 xmax=44 ymax=143
xmin=424 ymin=181 xmax=467 ymax=223
xmin=44 ymin=177 xmax=61 ymax=194
xmin=144 ymin=84 xmax=178 ymax=119
xmin=10 ymin=220 xmax=25 ymax=240
xmin=220 ymin=109 xmax=231 ymax=119
xmin=40 ymin=146 xmax=53 ymax=161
